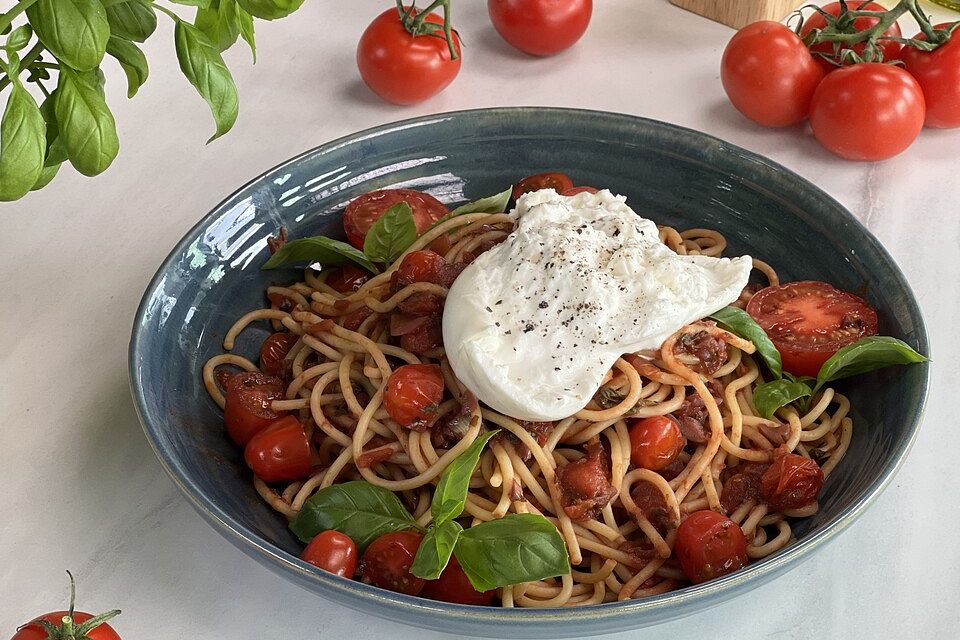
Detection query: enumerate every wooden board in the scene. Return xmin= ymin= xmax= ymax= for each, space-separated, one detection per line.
xmin=670 ymin=0 xmax=801 ymax=29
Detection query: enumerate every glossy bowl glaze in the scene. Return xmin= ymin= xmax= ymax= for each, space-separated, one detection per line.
xmin=129 ymin=108 xmax=929 ymax=638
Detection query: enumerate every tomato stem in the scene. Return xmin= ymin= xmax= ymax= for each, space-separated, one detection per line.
xmin=396 ymin=1 xmax=459 ymax=61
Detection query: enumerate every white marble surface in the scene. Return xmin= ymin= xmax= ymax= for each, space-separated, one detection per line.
xmin=3 ymin=1 xmax=959 ymax=637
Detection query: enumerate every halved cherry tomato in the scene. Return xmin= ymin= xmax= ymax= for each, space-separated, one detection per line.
xmin=383 ymin=364 xmax=445 ymax=429
xmin=223 ymin=371 xmax=288 ymax=446
xmin=13 ymin=611 xmax=121 ymax=640
xmin=488 ymin=0 xmax=592 ymax=56
xmin=512 ymin=172 xmax=574 ymax=200
xmin=259 ymin=332 xmax=298 ymax=377
xmin=900 ymin=25 xmax=960 ymax=129
xmin=421 ymin=556 xmax=496 ymax=605
xmin=746 ymin=281 xmax=878 ymax=377
xmin=801 ymin=2 xmax=902 ymax=73
xmin=244 ymin=415 xmax=312 ymax=482
xmin=674 ymin=510 xmax=748 ymax=584
xmin=342 ymin=189 xmax=449 ymax=250
xmin=809 ymin=63 xmax=925 ymax=161
xmin=361 ymin=531 xmax=425 ymax=595
xmin=325 ymin=266 xmax=371 ymax=293
xmin=301 ymin=530 xmax=359 ymax=577
xmin=357 ymin=7 xmax=462 ymax=105
xmin=721 ymin=21 xmax=825 ymax=127
xmin=628 ymin=415 xmax=686 ymax=471
xmin=760 ymin=448 xmax=824 ymax=511
xmin=560 ymin=186 xmax=599 ymax=196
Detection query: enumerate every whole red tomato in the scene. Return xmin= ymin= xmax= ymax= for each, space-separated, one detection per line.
xmin=809 ymin=63 xmax=925 ymax=161
xmin=487 ymin=0 xmax=592 ymax=56
xmin=383 ymin=364 xmax=445 ymax=429
xmin=900 ymin=25 xmax=960 ymax=129
xmin=13 ymin=574 xmax=121 ymax=640
xmin=801 ymin=2 xmax=902 ymax=73
xmin=721 ymin=21 xmax=825 ymax=127
xmin=674 ymin=511 xmax=748 ymax=584
xmin=357 ymin=6 xmax=462 ymax=105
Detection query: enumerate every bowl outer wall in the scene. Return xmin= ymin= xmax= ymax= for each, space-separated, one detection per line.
xmin=129 ymin=107 xmax=929 ymax=638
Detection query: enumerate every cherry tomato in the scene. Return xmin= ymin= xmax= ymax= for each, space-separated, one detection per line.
xmin=301 ymin=530 xmax=358 ymax=577
xmin=13 ymin=612 xmax=121 ymax=640
xmin=421 ymin=556 xmax=496 ymax=605
xmin=628 ymin=415 xmax=686 ymax=471
xmin=760 ymin=449 xmax=824 ymax=511
xmin=512 ymin=172 xmax=574 ymax=200
xmin=342 ymin=189 xmax=449 ymax=250
xmin=746 ymin=281 xmax=878 ymax=377
xmin=809 ymin=63 xmax=925 ymax=161
xmin=721 ymin=21 xmax=825 ymax=127
xmin=357 ymin=7 xmax=462 ymax=105
xmin=396 ymin=250 xmax=447 ymax=284
xmin=325 ymin=265 xmax=371 ymax=293
xmin=487 ymin=0 xmax=592 ymax=56
xmin=361 ymin=531 xmax=425 ymax=595
xmin=244 ymin=415 xmax=312 ymax=482
xmin=400 ymin=317 xmax=444 ymax=354
xmin=674 ymin=510 xmax=748 ymax=584
xmin=900 ymin=25 xmax=960 ymax=129
xmin=223 ymin=371 xmax=288 ymax=446
xmin=259 ymin=332 xmax=297 ymax=377
xmin=560 ymin=186 xmax=599 ymax=196
xmin=383 ymin=364 xmax=445 ymax=429
xmin=801 ymin=2 xmax=902 ymax=73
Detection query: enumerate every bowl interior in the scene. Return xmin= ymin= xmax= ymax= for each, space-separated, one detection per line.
xmin=130 ymin=108 xmax=928 ymax=637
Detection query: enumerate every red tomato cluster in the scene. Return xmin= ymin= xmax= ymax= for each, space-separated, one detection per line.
xmin=357 ymin=1 xmax=592 ymax=104
xmin=722 ymin=3 xmax=960 ymax=160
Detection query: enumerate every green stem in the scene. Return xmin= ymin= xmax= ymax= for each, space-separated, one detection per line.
xmin=0 ymin=40 xmax=43 ymax=91
xmin=400 ymin=0 xmax=458 ymax=60
xmin=802 ymin=0 xmax=949 ymax=55
xmin=150 ymin=1 xmax=181 ymax=22
xmin=0 ymin=0 xmax=41 ymax=35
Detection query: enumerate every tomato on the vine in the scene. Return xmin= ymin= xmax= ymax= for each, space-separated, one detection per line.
xmin=487 ymin=0 xmax=592 ymax=56
xmin=357 ymin=6 xmax=462 ymax=105
xmin=674 ymin=511 xmax=748 ymax=584
xmin=809 ymin=63 xmax=925 ymax=161
xmin=342 ymin=189 xmax=449 ymax=250
xmin=721 ymin=21 xmax=825 ymax=127
xmin=746 ymin=281 xmax=878 ymax=377
xmin=301 ymin=530 xmax=359 ymax=577
xmin=900 ymin=25 xmax=960 ymax=129
xmin=801 ymin=2 xmax=902 ymax=73
xmin=13 ymin=574 xmax=121 ymax=640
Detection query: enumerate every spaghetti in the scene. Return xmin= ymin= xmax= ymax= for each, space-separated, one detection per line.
xmin=202 ymin=207 xmax=852 ymax=606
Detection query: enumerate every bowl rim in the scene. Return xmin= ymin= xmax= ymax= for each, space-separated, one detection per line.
xmin=128 ymin=106 xmax=930 ymax=631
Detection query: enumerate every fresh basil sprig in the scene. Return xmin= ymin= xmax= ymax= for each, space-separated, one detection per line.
xmin=291 ymin=429 xmax=570 ymax=591
xmin=263 ymin=236 xmax=380 ymax=274
xmin=363 ymin=202 xmax=418 ymax=265
xmin=0 ymin=0 xmax=304 ymax=201
xmin=710 ymin=306 xmax=783 ymax=379
xmin=262 ymin=188 xmax=512 ymax=272
xmin=812 ymin=336 xmax=928 ymax=392
xmin=290 ymin=480 xmax=420 ymax=551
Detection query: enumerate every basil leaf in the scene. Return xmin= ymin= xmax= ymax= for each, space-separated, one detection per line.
xmin=432 ymin=430 xmax=498 ymax=525
xmin=363 ymin=202 xmax=417 ymax=264
xmin=5 ymin=25 xmax=33 ymax=52
xmin=174 ymin=20 xmax=239 ymax=143
xmin=410 ymin=520 xmax=463 ymax=581
xmin=27 ymin=0 xmax=109 ymax=71
xmin=454 ymin=513 xmax=570 ymax=592
xmin=710 ymin=306 xmax=783 ymax=379
xmin=236 ymin=6 xmax=256 ymax=62
xmin=55 ymin=66 xmax=119 ymax=176
xmin=262 ymin=235 xmax=380 ymax=274
xmin=753 ymin=379 xmax=812 ymax=420
xmin=449 ymin=186 xmax=513 ymax=216
xmin=105 ymin=1 xmax=157 ymax=43
xmin=170 ymin=0 xmax=214 ymax=7
xmin=237 ymin=0 xmax=305 ymax=20
xmin=106 ymin=37 xmax=148 ymax=98
xmin=0 ymin=80 xmax=46 ymax=202
xmin=39 ymin=94 xmax=68 ymax=166
xmin=31 ymin=161 xmax=61 ymax=191
xmin=814 ymin=336 xmax=928 ymax=393
xmin=195 ymin=0 xmax=241 ymax=52
xmin=290 ymin=481 xmax=418 ymax=550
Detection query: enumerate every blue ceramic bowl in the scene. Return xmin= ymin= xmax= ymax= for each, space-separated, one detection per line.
xmin=129 ymin=108 xmax=929 ymax=638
